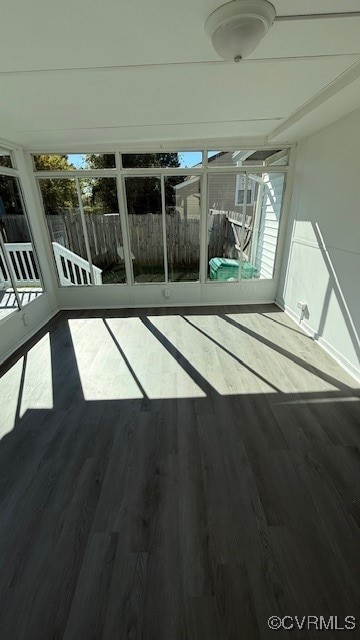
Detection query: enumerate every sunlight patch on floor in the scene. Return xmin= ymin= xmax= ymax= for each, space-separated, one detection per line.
xmin=225 ymin=313 xmax=342 ymax=394
xmin=69 ymin=318 xmax=143 ymax=400
xmin=106 ymin=317 xmax=205 ymax=399
xmin=149 ymin=314 xmax=277 ymax=395
xmin=69 ymin=317 xmax=204 ymax=400
xmin=20 ymin=332 xmax=53 ymax=417
xmin=0 ymin=357 xmax=23 ymax=437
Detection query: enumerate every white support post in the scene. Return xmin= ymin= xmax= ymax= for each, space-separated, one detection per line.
xmin=199 ymin=167 xmax=208 ymax=284
xmin=238 ymin=172 xmax=248 ymax=282
xmin=75 ymin=178 xmax=95 ymax=286
xmin=115 ymin=151 xmax=133 ymax=285
xmin=160 ymin=175 xmax=169 ymax=283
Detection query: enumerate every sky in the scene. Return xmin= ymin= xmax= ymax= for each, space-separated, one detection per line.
xmin=68 ymin=151 xmax=218 ymax=169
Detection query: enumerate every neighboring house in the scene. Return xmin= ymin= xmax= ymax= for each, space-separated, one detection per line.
xmin=175 ymin=149 xmax=286 ymax=278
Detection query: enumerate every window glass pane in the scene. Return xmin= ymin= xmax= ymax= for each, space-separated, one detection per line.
xmin=207 ymin=172 xmax=285 ymax=281
xmin=39 ymin=178 xmax=92 ymax=286
xmin=0 ymin=176 xmax=43 ymax=314
xmin=122 ymin=152 xmax=201 ymax=169
xmin=124 ymin=176 xmax=164 ymax=283
xmin=178 ymin=152 xmax=202 ymax=168
xmin=207 ymin=149 xmax=288 ymax=167
xmin=79 ymin=178 xmax=126 ymax=284
xmin=164 ymin=175 xmax=201 ymax=282
xmin=33 ymin=154 xmax=115 ymax=171
xmin=0 ymin=149 xmax=13 ymax=169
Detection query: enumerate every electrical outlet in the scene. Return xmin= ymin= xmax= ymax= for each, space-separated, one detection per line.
xmin=297 ymin=301 xmax=307 ymax=311
xmin=22 ymin=313 xmax=29 ymax=326
xmin=164 ymin=288 xmax=171 ymax=298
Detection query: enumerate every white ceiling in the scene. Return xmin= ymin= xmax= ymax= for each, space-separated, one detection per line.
xmin=1 ymin=0 xmax=360 ymax=149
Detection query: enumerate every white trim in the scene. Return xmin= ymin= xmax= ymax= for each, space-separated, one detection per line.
xmin=35 ymin=169 xmax=117 ymax=178
xmin=238 ymin=172 xmax=248 ymax=281
xmin=207 ymin=165 xmax=289 ymax=173
xmin=276 ymin=300 xmax=360 ymax=384
xmin=268 ymin=59 xmax=360 ymax=141
xmin=199 ymin=171 xmax=207 ymax=284
xmin=59 ymin=298 xmax=276 ymax=311
xmin=115 ymin=151 xmax=133 ymax=285
xmin=75 ymin=177 xmax=96 ymax=286
xmin=160 ymin=174 xmax=168 ymax=283
xmin=0 ymin=166 xmax=18 ymax=177
xmin=0 ymin=138 xmax=21 ymax=152
xmin=28 ymin=141 xmax=292 ymax=155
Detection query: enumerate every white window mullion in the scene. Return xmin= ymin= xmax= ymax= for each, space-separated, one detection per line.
xmin=160 ymin=174 xmax=169 ymax=284
xmin=116 ymin=151 xmax=134 ymax=285
xmin=238 ymin=173 xmax=248 ymax=282
xmin=199 ymin=170 xmax=208 ymax=284
xmin=75 ymin=178 xmax=95 ymax=286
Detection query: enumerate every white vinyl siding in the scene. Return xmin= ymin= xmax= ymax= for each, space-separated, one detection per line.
xmin=255 ymin=173 xmax=284 ymax=279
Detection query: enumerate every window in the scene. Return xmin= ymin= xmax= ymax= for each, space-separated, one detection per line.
xmin=235 ymin=174 xmax=255 ymax=206
xmin=124 ymin=176 xmax=164 ymax=283
xmin=0 ymin=175 xmax=44 ymax=317
xmin=122 ymin=151 xmax=202 ymax=169
xmin=164 ymin=175 xmax=201 ymax=282
xmin=207 ymin=172 xmax=285 ymax=281
xmin=33 ymin=154 xmax=116 ymax=171
xmin=34 ymin=147 xmax=289 ymax=289
xmin=0 ymin=149 xmax=14 ymax=169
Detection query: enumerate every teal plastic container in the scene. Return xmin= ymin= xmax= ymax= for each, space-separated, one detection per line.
xmin=209 ymin=257 xmax=258 ymax=281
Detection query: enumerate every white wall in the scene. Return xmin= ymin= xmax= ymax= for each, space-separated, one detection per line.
xmin=0 ymin=149 xmax=59 ymax=365
xmin=277 ymin=108 xmax=360 ymax=381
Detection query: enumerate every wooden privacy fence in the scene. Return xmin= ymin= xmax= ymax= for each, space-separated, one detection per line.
xmin=2 ymin=210 xmax=244 ymax=268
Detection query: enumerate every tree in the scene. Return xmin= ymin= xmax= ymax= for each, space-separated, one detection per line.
xmin=86 ymin=152 xmax=182 ymax=215
xmin=34 ymin=155 xmax=77 ymax=215
xmin=84 ymin=154 xmax=118 ymax=213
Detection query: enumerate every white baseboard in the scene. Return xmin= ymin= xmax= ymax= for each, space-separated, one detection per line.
xmin=60 ymin=299 xmax=276 ymax=310
xmin=276 ymin=299 xmax=360 ymax=384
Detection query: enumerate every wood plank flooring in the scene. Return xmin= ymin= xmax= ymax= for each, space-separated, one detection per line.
xmin=0 ymin=304 xmax=359 ymax=639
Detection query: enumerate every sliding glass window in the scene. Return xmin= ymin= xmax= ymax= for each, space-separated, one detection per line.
xmin=34 ymin=147 xmax=289 ymax=288
xmin=207 ymin=171 xmax=285 ymax=281
xmin=39 ymin=178 xmax=93 ymax=286
xmin=124 ymin=176 xmax=164 ymax=283
xmin=164 ymin=175 xmax=201 ymax=282
xmin=0 ymin=174 xmax=43 ymax=318
xmin=79 ymin=178 xmax=125 ymax=284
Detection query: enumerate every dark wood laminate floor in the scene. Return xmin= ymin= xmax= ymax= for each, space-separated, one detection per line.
xmin=0 ymin=304 xmax=360 ymax=639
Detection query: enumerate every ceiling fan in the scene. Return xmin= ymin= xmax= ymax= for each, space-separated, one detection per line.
xmin=205 ymin=0 xmax=360 ymax=62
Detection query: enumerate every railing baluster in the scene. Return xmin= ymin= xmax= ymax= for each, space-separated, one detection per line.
xmin=0 ymin=248 xmax=10 ymax=283
xmin=26 ymin=250 xmax=36 ymax=281
xmin=62 ymin=256 xmax=71 ymax=283
xmin=77 ymin=264 xmax=84 ymax=285
xmin=11 ymin=251 xmax=22 ymax=281
xmin=18 ymin=250 xmax=30 ymax=281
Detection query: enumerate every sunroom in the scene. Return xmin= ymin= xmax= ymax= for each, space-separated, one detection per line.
xmin=0 ymin=1 xmax=359 ymax=638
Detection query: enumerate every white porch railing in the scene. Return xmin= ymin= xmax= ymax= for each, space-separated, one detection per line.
xmin=52 ymin=242 xmax=102 ymax=286
xmin=0 ymin=242 xmax=41 ymax=287
xmin=0 ymin=241 xmax=102 ymax=288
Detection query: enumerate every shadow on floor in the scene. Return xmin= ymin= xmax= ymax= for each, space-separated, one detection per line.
xmin=0 ymin=306 xmax=359 ymax=639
